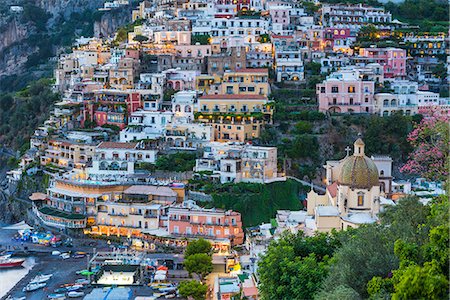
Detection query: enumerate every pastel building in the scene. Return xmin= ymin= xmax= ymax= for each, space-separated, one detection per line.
xmin=168 ymin=206 xmax=244 ymax=245
xmin=220 ymin=68 xmax=270 ymax=96
xmin=196 ymin=94 xmax=273 ymax=142
xmin=89 ymin=141 xmax=158 ymax=175
xmin=40 ymin=139 xmax=96 ymax=169
xmin=317 ymin=69 xmax=375 ymax=113
xmin=195 ymin=143 xmax=281 ymax=184
xmin=84 ymin=90 xmax=142 ymax=130
xmin=356 ymin=48 xmax=407 ymax=78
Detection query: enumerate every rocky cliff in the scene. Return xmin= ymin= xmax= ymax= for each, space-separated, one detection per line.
xmin=36 ymin=0 xmax=104 ymax=20
xmin=94 ymin=7 xmax=132 ymax=38
xmin=0 ymin=0 xmax=133 ymax=90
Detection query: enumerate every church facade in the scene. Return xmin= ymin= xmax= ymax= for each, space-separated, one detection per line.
xmin=306 ymin=138 xmax=394 ymax=232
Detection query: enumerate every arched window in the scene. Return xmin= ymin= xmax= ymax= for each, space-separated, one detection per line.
xmin=175 ymin=104 xmax=181 ymax=112
xmin=185 ymin=105 xmax=191 ymax=112
xmin=380 ymin=170 xmax=384 ymax=176
xmin=357 ymin=192 xmax=364 ymax=206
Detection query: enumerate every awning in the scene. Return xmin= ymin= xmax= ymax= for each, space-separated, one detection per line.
xmin=2 ymin=221 xmax=34 ymax=230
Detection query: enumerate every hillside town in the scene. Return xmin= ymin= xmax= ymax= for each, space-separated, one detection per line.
xmin=0 ymin=0 xmax=448 ymax=299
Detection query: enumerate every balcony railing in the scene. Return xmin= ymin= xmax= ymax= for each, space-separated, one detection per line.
xmin=108 ymin=212 xmax=129 ymax=217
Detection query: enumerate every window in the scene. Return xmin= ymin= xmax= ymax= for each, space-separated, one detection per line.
xmin=173 ymin=226 xmax=179 ymax=234
xmin=348 ymin=86 xmax=355 ymax=93
xmin=357 ymin=193 xmax=364 ymax=206
xmin=331 ymin=86 xmax=339 ymax=93
xmin=320 ymin=87 xmax=325 ymax=93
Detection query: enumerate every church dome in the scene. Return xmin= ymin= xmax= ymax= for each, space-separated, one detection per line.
xmin=338 ymin=139 xmax=379 ymax=189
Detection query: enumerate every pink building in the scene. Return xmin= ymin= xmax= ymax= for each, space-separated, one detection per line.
xmin=317 ymin=69 xmax=375 ymax=113
xmin=269 ymin=5 xmax=290 ymax=25
xmin=167 ymin=206 xmax=244 ymax=245
xmin=358 ymin=48 xmax=406 ymax=78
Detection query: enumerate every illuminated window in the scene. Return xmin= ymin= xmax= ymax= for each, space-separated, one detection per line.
xmin=357 ymin=193 xmax=364 ymax=206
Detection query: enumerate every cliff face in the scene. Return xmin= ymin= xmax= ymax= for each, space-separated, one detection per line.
xmin=94 ymin=8 xmax=132 ymax=38
xmin=0 ymin=0 xmax=132 ymax=89
xmin=0 ymin=18 xmax=29 ymax=54
xmin=36 ymin=0 xmax=104 ymax=19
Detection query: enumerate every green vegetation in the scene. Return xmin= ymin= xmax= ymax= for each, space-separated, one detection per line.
xmin=184 ymin=239 xmax=213 ymax=283
xmin=258 ymin=231 xmax=342 ymax=300
xmin=114 ymin=18 xmax=144 ymax=44
xmin=184 ymin=253 xmax=213 ymax=281
xmin=178 ymin=280 xmax=208 ymax=300
xmin=0 ymin=79 xmax=59 ymax=148
xmin=155 ymin=152 xmax=197 ymax=172
xmin=190 ymin=180 xmax=306 ymax=227
xmin=191 ymin=34 xmax=210 ymax=45
xmin=133 ymin=34 xmax=149 ymax=43
xmin=185 ymin=239 xmax=212 ymax=257
xmin=257 ymin=195 xmax=450 ymax=300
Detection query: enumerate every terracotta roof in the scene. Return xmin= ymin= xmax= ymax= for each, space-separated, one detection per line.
xmin=97 ymin=142 xmax=138 ymax=149
xmin=327 ymin=182 xmax=338 ymax=198
xmin=200 ymin=94 xmax=267 ymax=100
xmin=29 ymin=192 xmax=47 ymax=201
xmin=233 ymin=68 xmax=268 ymax=74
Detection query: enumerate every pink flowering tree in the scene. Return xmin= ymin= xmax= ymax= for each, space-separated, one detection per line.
xmin=400 ymin=111 xmax=449 ymax=182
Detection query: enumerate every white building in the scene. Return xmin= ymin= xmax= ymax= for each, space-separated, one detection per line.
xmin=89 ymin=142 xmax=158 ymax=175
xmin=274 ymin=46 xmax=305 ymax=82
xmin=195 ymin=143 xmax=283 ymax=184
xmin=120 ymin=110 xmax=173 ymax=142
xmin=171 ymin=90 xmax=198 ymax=124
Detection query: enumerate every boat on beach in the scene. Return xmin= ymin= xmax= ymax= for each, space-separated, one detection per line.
xmin=48 ymin=293 xmax=66 ymax=300
xmin=23 ymin=282 xmax=47 ymax=292
xmin=30 ymin=273 xmax=53 ymax=284
xmin=66 ymin=284 xmax=83 ymax=291
xmin=67 ymin=291 xmax=84 ymax=298
xmin=0 ymin=255 xmax=25 ymax=268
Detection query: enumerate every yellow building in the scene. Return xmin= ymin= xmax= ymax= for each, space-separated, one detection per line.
xmin=196 ymin=94 xmax=273 ymax=142
xmin=196 ymin=75 xmax=221 ymax=94
xmin=34 ymin=176 xmax=186 ymax=237
xmin=40 ymin=140 xmax=96 ymax=169
xmin=220 ymin=68 xmax=270 ymax=96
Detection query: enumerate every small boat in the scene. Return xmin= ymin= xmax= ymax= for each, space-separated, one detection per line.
xmin=66 ymin=284 xmax=83 ymax=291
xmin=30 ymin=273 xmax=53 ymax=284
xmin=158 ymin=286 xmax=177 ymax=293
xmin=60 ymin=253 xmax=70 ymax=259
xmin=23 ymin=282 xmax=47 ymax=292
xmin=54 ymin=288 xmax=68 ymax=293
xmin=74 ymin=279 xmax=89 ymax=285
xmin=48 ymin=293 xmax=66 ymax=299
xmin=67 ymin=291 xmax=84 ymax=298
xmin=0 ymin=255 xmax=25 ymax=268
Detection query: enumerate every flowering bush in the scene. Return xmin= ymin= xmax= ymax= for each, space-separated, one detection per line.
xmin=400 ymin=111 xmax=449 ymax=181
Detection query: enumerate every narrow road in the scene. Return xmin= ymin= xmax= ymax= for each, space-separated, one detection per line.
xmin=286 ymin=176 xmax=326 ymax=193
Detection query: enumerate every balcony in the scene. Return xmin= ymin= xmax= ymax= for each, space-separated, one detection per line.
xmin=129 ymin=211 xmax=142 ymax=216
xmin=144 ymin=213 xmax=158 ymax=218
xmin=328 ymin=102 xmax=361 ymax=106
xmin=108 ymin=212 xmax=129 ymax=217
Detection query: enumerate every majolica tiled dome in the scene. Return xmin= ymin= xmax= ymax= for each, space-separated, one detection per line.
xmin=338 ymin=139 xmax=379 ymax=189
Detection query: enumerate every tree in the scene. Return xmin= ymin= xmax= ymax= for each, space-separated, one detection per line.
xmin=315 ymin=285 xmax=360 ymax=300
xmin=257 ymin=232 xmax=340 ymax=300
xmin=321 ymin=225 xmax=399 ymax=297
xmin=400 ymin=112 xmax=449 ymax=181
xmin=178 ymin=280 xmax=208 ymax=300
xmin=391 ymin=261 xmax=448 ymax=300
xmin=184 ymin=253 xmax=213 ymax=281
xmin=185 ymin=239 xmax=212 ymax=257
xmin=133 ymin=34 xmax=149 ymax=44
